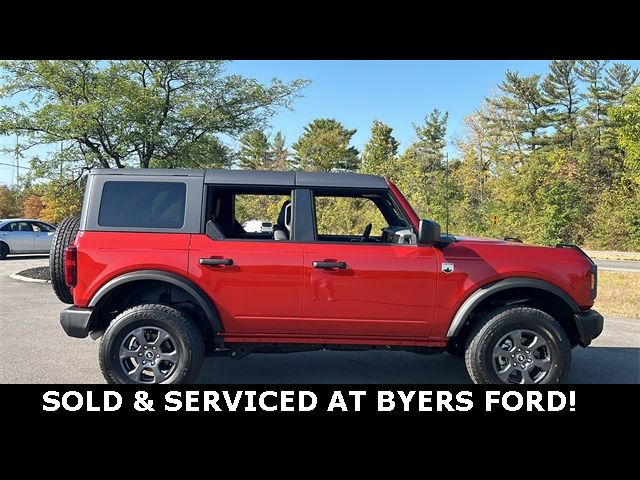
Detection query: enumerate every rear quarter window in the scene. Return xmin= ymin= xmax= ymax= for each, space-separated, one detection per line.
xmin=98 ymin=181 xmax=186 ymax=229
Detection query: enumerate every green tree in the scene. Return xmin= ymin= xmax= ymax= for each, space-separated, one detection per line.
xmin=360 ymin=120 xmax=399 ymax=178
xmin=396 ymin=109 xmax=450 ymax=225
xmin=542 ymin=60 xmax=580 ymax=147
xmin=604 ymin=63 xmax=640 ymax=104
xmin=610 ymin=85 xmax=640 ymax=181
xmin=0 ymin=60 xmax=309 ymax=179
xmin=410 ymin=109 xmax=448 ymax=173
xmin=0 ymin=185 xmax=21 ymax=218
xmin=271 ymin=131 xmax=289 ymax=170
xmin=238 ymin=130 xmax=272 ymax=170
xmin=291 ymin=119 xmax=359 ymax=171
xmin=488 ymin=71 xmax=549 ymax=152
xmin=576 ymin=60 xmax=609 ymax=146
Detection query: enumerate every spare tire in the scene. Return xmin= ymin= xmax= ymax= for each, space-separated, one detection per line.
xmin=50 ymin=215 xmax=80 ymax=304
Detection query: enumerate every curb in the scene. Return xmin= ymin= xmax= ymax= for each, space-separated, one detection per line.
xmin=10 ymin=273 xmax=51 ymax=284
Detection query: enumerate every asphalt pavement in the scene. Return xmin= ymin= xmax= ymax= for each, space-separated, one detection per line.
xmin=0 ymin=255 xmax=638 ymax=384
xmin=594 ymin=259 xmax=640 ymax=273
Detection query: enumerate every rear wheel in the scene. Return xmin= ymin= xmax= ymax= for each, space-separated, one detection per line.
xmin=49 ymin=215 xmax=80 ymax=304
xmin=465 ymin=306 xmax=571 ymax=384
xmin=0 ymin=242 xmax=8 ymax=260
xmin=99 ymin=304 xmax=205 ymax=384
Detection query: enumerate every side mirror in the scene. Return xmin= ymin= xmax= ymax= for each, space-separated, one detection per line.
xmin=418 ymin=219 xmax=441 ymax=245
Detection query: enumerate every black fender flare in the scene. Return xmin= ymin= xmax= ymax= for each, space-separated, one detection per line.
xmin=89 ymin=270 xmax=223 ymax=336
xmin=446 ymin=277 xmax=580 ymax=338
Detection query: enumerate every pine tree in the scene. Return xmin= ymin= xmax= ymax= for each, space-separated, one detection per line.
xmin=291 ymin=119 xmax=359 ymax=171
xmin=503 ymin=71 xmax=549 ymax=150
xmin=238 ymin=130 xmax=272 ymax=170
xmin=604 ymin=63 xmax=640 ymax=104
xmin=271 ymin=132 xmax=289 ymax=170
xmin=410 ymin=109 xmax=448 ymax=173
xmin=361 ymin=120 xmax=399 ymax=177
xmin=576 ymin=60 xmax=609 ymax=146
xmin=542 ymin=60 xmax=580 ymax=147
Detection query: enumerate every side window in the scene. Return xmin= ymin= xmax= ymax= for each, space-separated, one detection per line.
xmin=36 ymin=223 xmax=55 ymax=232
xmin=313 ymin=191 xmax=413 ymax=244
xmin=98 ymin=181 xmax=186 ymax=229
xmin=206 ymin=187 xmax=292 ymax=240
xmin=315 ymin=196 xmax=387 ymax=236
xmin=30 ymin=222 xmax=43 ymax=232
xmin=0 ymin=223 xmax=11 ymax=232
xmin=8 ymin=222 xmax=33 ymax=232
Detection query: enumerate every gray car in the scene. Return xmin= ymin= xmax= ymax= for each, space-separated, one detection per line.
xmin=0 ymin=218 xmax=56 ymax=259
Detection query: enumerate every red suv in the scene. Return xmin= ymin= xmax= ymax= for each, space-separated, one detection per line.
xmin=50 ymin=169 xmax=603 ymax=384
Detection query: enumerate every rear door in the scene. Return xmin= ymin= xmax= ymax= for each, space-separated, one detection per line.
xmin=188 ymin=186 xmax=303 ymax=335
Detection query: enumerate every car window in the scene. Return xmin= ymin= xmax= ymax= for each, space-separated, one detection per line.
xmin=315 ymin=196 xmax=388 ymax=236
xmin=205 ymin=187 xmax=292 ymax=240
xmin=0 ymin=223 xmax=11 ymax=231
xmin=36 ymin=222 xmax=55 ymax=232
xmin=7 ymin=222 xmax=33 ymax=232
xmin=31 ymin=222 xmax=54 ymax=232
xmin=312 ymin=192 xmax=412 ymax=244
xmin=98 ymin=181 xmax=186 ymax=229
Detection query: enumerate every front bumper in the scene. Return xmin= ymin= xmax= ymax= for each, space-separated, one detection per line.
xmin=574 ymin=309 xmax=604 ymax=347
xmin=60 ymin=306 xmax=93 ymax=338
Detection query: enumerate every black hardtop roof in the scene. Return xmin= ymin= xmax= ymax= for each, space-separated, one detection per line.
xmin=91 ymin=168 xmax=388 ymax=189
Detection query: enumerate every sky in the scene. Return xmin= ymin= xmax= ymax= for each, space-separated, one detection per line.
xmin=2 ymin=59 xmax=639 ymax=186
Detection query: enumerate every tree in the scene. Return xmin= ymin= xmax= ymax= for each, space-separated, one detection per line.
xmin=271 ymin=132 xmax=289 ymax=170
xmin=576 ymin=60 xmax=609 ymax=146
xmin=22 ymin=194 xmax=44 ymax=219
xmin=604 ymin=63 xmax=640 ymax=104
xmin=542 ymin=60 xmax=579 ymax=147
xmin=39 ymin=180 xmax=84 ymax=223
xmin=610 ymin=85 xmax=640 ymax=181
xmin=291 ymin=119 xmax=359 ymax=171
xmin=407 ymin=109 xmax=448 ymax=173
xmin=238 ymin=130 xmax=272 ymax=170
xmin=0 ymin=60 xmax=310 ymax=180
xmin=488 ymin=71 xmax=549 ymax=152
xmin=0 ymin=185 xmax=20 ymax=218
xmin=360 ymin=120 xmax=399 ymax=178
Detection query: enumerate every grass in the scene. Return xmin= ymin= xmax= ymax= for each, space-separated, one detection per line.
xmin=594 ymin=271 xmax=640 ymax=319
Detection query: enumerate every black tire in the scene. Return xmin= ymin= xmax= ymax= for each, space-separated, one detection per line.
xmin=0 ymin=242 xmax=8 ymax=260
xmin=49 ymin=215 xmax=80 ymax=304
xmin=99 ymin=304 xmax=205 ymax=384
xmin=465 ymin=306 xmax=571 ymax=384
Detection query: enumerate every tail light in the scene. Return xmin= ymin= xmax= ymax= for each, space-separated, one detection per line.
xmin=590 ymin=264 xmax=598 ymax=299
xmin=65 ymin=246 xmax=77 ymax=288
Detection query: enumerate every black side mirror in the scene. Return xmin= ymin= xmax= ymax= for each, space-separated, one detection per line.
xmin=418 ymin=219 xmax=441 ymax=245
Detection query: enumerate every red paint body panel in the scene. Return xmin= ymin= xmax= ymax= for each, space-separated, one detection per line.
xmin=300 ymin=243 xmax=438 ymax=337
xmin=188 ymin=234 xmax=303 ymax=334
xmin=72 ymin=231 xmax=191 ymax=307
xmin=429 ymin=239 xmax=595 ymax=339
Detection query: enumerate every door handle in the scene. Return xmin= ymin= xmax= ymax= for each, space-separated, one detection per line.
xmin=199 ymin=258 xmax=233 ymax=266
xmin=313 ymin=261 xmax=347 ymax=269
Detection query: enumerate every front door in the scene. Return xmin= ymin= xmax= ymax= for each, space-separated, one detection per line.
xmin=31 ymin=222 xmax=55 ymax=251
xmin=300 ymin=191 xmax=438 ymax=338
xmin=188 ymin=186 xmax=303 ymax=335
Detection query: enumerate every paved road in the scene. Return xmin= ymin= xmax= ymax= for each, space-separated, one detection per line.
xmin=0 ymin=255 xmax=638 ymax=384
xmin=594 ymin=259 xmax=640 ymax=273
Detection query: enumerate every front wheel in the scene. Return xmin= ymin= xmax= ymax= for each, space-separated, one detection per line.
xmin=99 ymin=304 xmax=204 ymax=384
xmin=465 ymin=306 xmax=571 ymax=384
